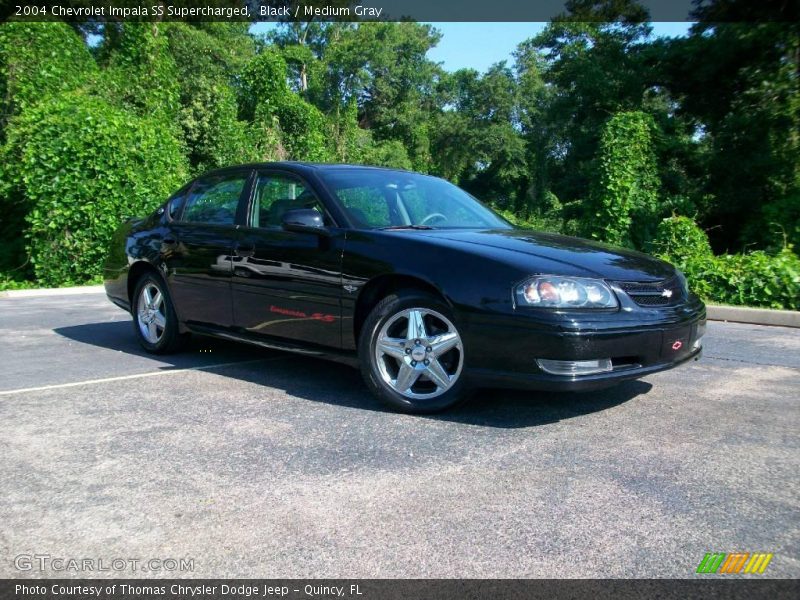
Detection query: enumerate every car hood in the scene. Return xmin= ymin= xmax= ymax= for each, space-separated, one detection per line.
xmin=418 ymin=229 xmax=676 ymax=281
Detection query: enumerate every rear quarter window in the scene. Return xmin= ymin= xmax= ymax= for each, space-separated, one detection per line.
xmin=182 ymin=174 xmax=247 ymax=225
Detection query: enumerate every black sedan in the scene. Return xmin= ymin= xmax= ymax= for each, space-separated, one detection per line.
xmin=104 ymin=163 xmax=705 ymax=413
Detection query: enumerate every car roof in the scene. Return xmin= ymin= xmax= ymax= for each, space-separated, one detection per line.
xmin=197 ymin=162 xmax=415 ymax=179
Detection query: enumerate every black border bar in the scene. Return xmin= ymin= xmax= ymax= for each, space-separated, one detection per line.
xmin=3 ymin=579 xmax=800 ymax=600
xmin=3 ymin=0 xmax=799 ymax=23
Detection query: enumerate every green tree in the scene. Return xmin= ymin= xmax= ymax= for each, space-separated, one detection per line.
xmin=520 ymin=18 xmax=653 ymax=216
xmin=589 ymin=111 xmax=661 ymax=248
xmin=179 ymin=78 xmax=259 ymax=173
xmin=240 ymin=49 xmax=291 ymax=120
xmin=2 ymin=92 xmax=187 ymax=285
xmin=0 ymin=21 xmax=97 ymax=127
xmin=514 ymin=41 xmax=556 ymax=219
xmin=318 ymin=22 xmax=442 ymax=171
xmin=166 ymin=22 xmax=255 ymax=88
xmin=99 ymin=23 xmax=181 ymax=125
xmin=274 ymin=98 xmax=332 ymax=161
xmin=662 ymin=12 xmax=800 ymax=251
xmin=431 ymin=65 xmax=527 ymax=209
xmin=241 ymin=48 xmax=332 ymax=162
xmin=165 ymin=23 xmax=257 ymax=173
xmin=0 ymin=20 xmax=99 ymax=277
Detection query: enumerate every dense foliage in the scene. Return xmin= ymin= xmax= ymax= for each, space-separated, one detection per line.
xmin=2 ymin=92 xmax=187 ymax=286
xmin=0 ymin=1 xmax=797 ymax=307
xmin=654 ymin=217 xmax=799 ymax=310
xmin=0 ymin=21 xmax=97 ymax=121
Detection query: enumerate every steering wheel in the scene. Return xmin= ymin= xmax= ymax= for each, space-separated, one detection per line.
xmin=420 ymin=212 xmax=448 ymax=226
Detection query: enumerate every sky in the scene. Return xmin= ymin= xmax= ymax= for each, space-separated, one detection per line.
xmin=250 ymin=22 xmax=693 ymax=73
xmin=426 ymin=22 xmax=693 ymax=72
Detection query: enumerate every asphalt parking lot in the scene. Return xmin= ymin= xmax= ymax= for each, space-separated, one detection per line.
xmin=1 ymin=291 xmax=798 ymax=578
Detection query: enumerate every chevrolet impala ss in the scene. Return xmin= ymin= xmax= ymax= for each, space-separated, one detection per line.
xmin=104 ymin=163 xmax=705 ymax=413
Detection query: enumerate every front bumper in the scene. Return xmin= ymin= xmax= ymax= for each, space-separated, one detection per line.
xmin=468 ymin=346 xmax=702 ymax=391
xmin=462 ymin=300 xmax=706 ymax=391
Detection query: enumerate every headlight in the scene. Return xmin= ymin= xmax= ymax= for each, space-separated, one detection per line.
xmin=514 ymin=276 xmax=619 ymax=309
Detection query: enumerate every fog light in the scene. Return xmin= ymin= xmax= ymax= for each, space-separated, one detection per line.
xmin=536 ymin=358 xmax=613 ymax=376
xmin=693 ymin=322 xmax=706 ymax=350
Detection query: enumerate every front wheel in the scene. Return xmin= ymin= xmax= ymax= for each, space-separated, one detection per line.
xmin=359 ymin=291 xmax=470 ymax=413
xmin=132 ymin=272 xmax=187 ymax=354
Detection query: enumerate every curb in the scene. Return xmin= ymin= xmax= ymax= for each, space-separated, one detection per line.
xmin=707 ymin=304 xmax=800 ymax=328
xmin=0 ymin=285 xmax=105 ymax=299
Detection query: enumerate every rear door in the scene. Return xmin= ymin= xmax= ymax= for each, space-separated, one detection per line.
xmin=163 ymin=170 xmax=252 ymax=327
xmin=231 ymin=170 xmax=343 ymax=348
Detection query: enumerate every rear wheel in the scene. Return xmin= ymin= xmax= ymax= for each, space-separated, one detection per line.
xmin=132 ymin=272 xmax=187 ymax=354
xmin=359 ymin=291 xmax=469 ymax=413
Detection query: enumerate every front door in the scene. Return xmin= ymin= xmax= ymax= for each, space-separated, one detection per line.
xmin=231 ymin=171 xmax=343 ymax=348
xmin=164 ymin=170 xmax=252 ymax=327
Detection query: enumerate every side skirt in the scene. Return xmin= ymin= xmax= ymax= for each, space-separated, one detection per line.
xmin=184 ymin=323 xmax=360 ymax=368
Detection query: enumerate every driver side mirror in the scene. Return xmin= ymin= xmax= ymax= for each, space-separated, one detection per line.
xmin=281 ymin=208 xmax=330 ymax=236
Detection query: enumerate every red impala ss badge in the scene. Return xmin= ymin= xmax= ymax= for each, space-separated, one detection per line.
xmin=672 ymin=340 xmax=683 ymax=351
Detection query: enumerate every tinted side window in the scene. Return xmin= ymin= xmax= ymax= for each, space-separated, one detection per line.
xmin=182 ymin=174 xmax=247 ymax=225
xmin=334 ymin=187 xmax=389 ymax=227
xmin=252 ymin=173 xmax=327 ymax=228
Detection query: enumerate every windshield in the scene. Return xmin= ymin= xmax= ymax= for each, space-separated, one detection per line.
xmin=318 ymin=169 xmax=512 ymax=230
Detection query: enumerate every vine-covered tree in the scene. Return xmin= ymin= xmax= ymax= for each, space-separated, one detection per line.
xmin=588 ymin=111 xmax=660 ymax=249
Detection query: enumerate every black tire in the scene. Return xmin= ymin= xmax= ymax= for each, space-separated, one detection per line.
xmin=131 ymin=271 xmax=188 ymax=354
xmin=358 ymin=290 xmax=470 ymax=413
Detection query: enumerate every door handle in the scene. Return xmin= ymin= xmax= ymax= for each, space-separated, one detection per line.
xmin=234 ymin=243 xmax=255 ymax=258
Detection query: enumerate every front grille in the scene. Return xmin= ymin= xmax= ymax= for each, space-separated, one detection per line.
xmin=615 ymin=276 xmax=685 ymax=307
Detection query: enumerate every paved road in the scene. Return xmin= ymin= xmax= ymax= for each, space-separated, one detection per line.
xmin=1 ymin=292 xmax=798 ymax=578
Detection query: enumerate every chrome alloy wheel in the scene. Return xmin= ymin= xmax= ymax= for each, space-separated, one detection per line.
xmin=137 ymin=282 xmax=167 ymax=344
xmin=374 ymin=308 xmax=464 ymax=400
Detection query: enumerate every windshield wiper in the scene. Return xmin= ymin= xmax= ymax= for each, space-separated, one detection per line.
xmin=377 ymin=224 xmax=436 ymax=230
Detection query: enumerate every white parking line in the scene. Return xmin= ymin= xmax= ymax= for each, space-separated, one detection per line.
xmin=0 ymin=357 xmax=287 ymax=396
xmin=0 ymin=285 xmax=105 ymax=298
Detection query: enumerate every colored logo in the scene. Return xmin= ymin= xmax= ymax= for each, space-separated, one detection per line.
xmin=269 ymin=305 xmax=336 ymax=323
xmin=696 ymin=552 xmax=773 ymax=574
xmin=672 ymin=340 xmax=683 ymax=350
